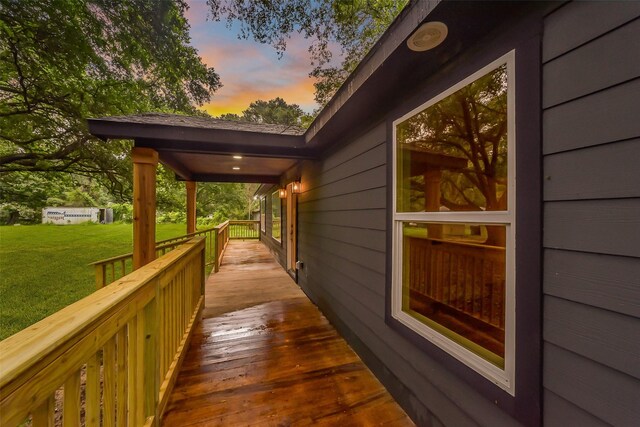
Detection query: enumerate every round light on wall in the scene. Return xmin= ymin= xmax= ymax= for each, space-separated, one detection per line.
xmin=407 ymin=22 xmax=448 ymax=52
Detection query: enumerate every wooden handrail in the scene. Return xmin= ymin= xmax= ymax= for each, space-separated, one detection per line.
xmin=0 ymin=237 xmax=206 ymax=426
xmin=91 ymin=224 xmax=222 ymax=289
xmin=89 ymin=220 xmax=256 ymax=289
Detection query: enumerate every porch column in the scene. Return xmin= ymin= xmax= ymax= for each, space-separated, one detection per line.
xmin=186 ymin=180 xmax=197 ymax=234
xmin=132 ymin=147 xmax=158 ymax=269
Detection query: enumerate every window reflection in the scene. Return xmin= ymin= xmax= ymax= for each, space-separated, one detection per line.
xmin=271 ymin=191 xmax=281 ymax=241
xmin=397 ymin=65 xmax=508 ymax=214
xmin=402 ymin=222 xmax=506 ymax=367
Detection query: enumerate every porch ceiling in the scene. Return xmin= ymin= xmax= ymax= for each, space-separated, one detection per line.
xmin=88 ymin=113 xmax=312 ymax=183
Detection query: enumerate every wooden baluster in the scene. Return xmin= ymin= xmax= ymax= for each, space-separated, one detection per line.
xmin=103 ymin=336 xmax=116 ymax=427
xmin=116 ymin=328 xmax=127 ymax=425
xmin=159 ymin=286 xmax=166 ymax=381
xmin=143 ymin=286 xmax=159 ymax=423
xmin=110 ymin=262 xmax=116 ymax=284
xmin=127 ymin=316 xmax=139 ymax=426
xmin=31 ymin=395 xmax=54 ymax=426
xmin=95 ymin=264 xmax=106 ymax=290
xmin=63 ymin=370 xmax=81 ymax=427
xmin=214 ymin=229 xmax=219 ymax=272
xmin=85 ymin=353 xmax=100 ymax=427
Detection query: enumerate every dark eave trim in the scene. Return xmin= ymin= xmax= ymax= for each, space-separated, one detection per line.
xmin=88 ymin=119 xmax=305 ymax=149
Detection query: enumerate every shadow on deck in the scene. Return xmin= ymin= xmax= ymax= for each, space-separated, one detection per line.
xmin=162 ymin=240 xmax=413 ymax=426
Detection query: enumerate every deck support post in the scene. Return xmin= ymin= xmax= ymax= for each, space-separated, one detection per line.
xmin=186 ymin=181 xmax=197 ymax=234
xmin=132 ymin=147 xmax=158 ymax=270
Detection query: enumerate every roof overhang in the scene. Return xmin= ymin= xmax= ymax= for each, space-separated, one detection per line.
xmin=87 ymin=115 xmax=313 ymax=182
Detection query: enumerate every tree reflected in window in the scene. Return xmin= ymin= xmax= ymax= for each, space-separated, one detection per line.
xmin=397 ymin=65 xmax=508 ymax=217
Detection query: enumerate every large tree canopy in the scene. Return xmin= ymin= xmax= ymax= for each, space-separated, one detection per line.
xmin=0 ymin=0 xmax=221 ymax=183
xmin=207 ymin=0 xmax=407 ymax=106
xmin=219 ymin=97 xmax=311 ymax=127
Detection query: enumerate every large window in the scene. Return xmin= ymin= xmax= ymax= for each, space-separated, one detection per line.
xmin=271 ymin=191 xmax=281 ymax=242
xmin=260 ymin=197 xmax=266 ymax=232
xmin=392 ymin=52 xmax=515 ymax=393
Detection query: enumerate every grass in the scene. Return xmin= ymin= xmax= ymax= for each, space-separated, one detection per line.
xmin=0 ymin=223 xmax=188 ymax=340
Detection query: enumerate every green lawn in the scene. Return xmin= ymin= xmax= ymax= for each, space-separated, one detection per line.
xmin=0 ymin=223 xmax=188 ymax=340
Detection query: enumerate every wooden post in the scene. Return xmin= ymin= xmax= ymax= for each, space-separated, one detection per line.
xmin=132 ymin=147 xmax=158 ymax=270
xmin=186 ymin=181 xmax=197 ymax=234
xmin=424 ymin=168 xmax=443 ymax=239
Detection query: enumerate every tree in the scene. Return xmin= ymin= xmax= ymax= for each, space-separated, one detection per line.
xmin=219 ymin=97 xmax=311 ymax=127
xmin=0 ymin=0 xmax=221 ymax=182
xmin=207 ymin=0 xmax=407 ymax=106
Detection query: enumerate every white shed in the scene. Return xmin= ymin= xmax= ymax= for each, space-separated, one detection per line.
xmin=42 ymin=207 xmax=113 ymax=224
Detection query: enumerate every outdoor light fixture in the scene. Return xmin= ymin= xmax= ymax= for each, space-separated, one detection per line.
xmin=233 ymin=155 xmax=243 ymax=159
xmin=291 ymin=180 xmax=302 ymax=194
xmin=232 ymin=166 xmax=240 ymax=170
xmin=407 ymin=21 xmax=448 ymax=52
xmin=279 ymin=188 xmax=287 ymax=198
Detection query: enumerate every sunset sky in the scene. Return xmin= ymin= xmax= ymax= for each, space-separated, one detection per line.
xmin=184 ymin=0 xmax=319 ymax=116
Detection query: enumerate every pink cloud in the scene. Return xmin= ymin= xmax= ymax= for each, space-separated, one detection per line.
xmin=185 ymin=0 xmax=320 ymax=115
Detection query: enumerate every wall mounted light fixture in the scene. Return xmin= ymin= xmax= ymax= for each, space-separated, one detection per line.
xmin=278 ymin=188 xmax=287 ymax=198
xmin=291 ymin=180 xmax=302 ymax=194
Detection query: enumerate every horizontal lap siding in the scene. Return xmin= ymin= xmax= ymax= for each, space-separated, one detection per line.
xmin=542 ymin=2 xmax=640 ymax=425
xmin=297 ymin=123 xmax=522 ymax=426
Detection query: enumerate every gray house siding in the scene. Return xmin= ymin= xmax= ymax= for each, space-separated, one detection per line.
xmin=542 ymin=2 xmax=640 ymax=426
xmin=296 ymin=122 xmax=522 ymax=426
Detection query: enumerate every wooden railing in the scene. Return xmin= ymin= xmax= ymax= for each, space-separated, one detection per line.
xmin=0 ymin=237 xmax=206 ymax=427
xmin=229 ymin=220 xmax=260 ymax=239
xmin=215 ymin=220 xmax=229 ymax=270
xmin=406 ymin=237 xmax=506 ymax=330
xmin=90 ymin=220 xmax=252 ymax=289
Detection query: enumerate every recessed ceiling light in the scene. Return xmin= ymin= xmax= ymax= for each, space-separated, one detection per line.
xmin=407 ymin=22 xmax=448 ymax=52
xmin=233 ymin=155 xmax=243 ymax=159
xmin=232 ymin=166 xmax=240 ymax=170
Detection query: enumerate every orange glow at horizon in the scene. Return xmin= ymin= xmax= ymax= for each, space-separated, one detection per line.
xmin=200 ymin=78 xmax=317 ymax=117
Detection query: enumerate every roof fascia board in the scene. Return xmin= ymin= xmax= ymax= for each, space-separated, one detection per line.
xmin=88 ymin=119 xmax=305 ymax=148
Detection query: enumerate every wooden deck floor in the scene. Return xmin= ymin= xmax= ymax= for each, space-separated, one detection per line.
xmin=162 ymin=240 xmax=413 ymax=426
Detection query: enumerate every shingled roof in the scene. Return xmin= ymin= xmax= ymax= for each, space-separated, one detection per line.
xmin=94 ymin=113 xmax=305 ymax=136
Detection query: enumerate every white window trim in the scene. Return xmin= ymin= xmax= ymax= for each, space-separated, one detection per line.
xmin=391 ymin=50 xmax=517 ymax=395
xmin=260 ymin=197 xmax=266 ymax=233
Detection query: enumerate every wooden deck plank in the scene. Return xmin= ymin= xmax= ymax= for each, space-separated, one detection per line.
xmin=162 ymin=240 xmax=413 ymax=426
